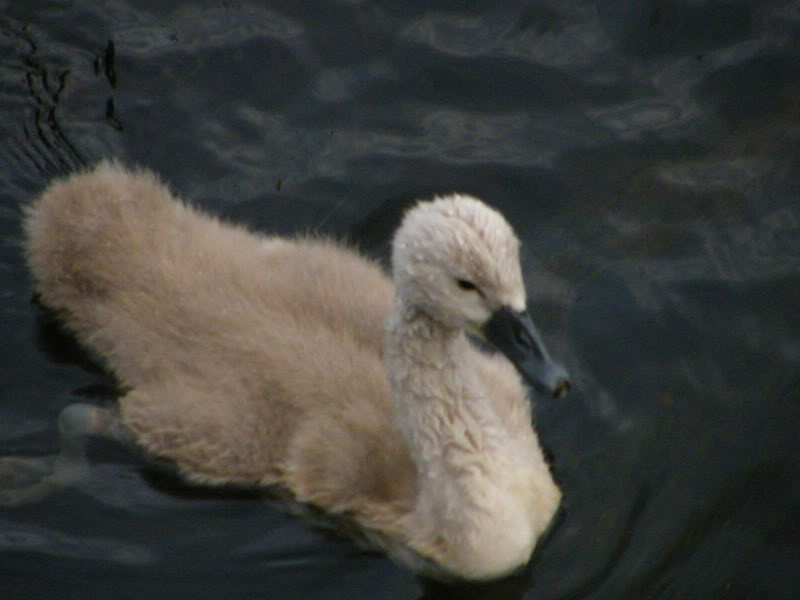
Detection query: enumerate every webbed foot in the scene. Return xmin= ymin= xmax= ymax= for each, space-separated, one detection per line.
xmin=0 ymin=403 xmax=129 ymax=506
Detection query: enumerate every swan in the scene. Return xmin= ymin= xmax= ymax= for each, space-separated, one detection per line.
xmin=10 ymin=161 xmax=570 ymax=580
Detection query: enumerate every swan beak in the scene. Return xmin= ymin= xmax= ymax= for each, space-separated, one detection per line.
xmin=482 ymin=306 xmax=570 ymax=399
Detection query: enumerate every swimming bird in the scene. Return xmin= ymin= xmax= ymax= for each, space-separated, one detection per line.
xmin=14 ymin=161 xmax=569 ymax=580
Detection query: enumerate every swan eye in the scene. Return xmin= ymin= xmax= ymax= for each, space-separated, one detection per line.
xmin=456 ymin=279 xmax=478 ymax=292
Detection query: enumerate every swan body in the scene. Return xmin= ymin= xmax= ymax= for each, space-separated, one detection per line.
xmin=22 ymin=161 xmax=569 ymax=580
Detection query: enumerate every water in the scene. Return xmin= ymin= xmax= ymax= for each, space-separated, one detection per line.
xmin=1 ymin=1 xmax=799 ymax=598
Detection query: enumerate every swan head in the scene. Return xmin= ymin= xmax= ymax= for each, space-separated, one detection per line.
xmin=392 ymin=194 xmax=570 ymax=399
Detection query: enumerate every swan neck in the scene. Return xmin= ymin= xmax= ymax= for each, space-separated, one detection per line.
xmin=386 ymin=301 xmax=462 ymax=366
xmin=385 ymin=298 xmax=559 ymax=578
xmin=385 ymin=298 xmax=484 ymax=461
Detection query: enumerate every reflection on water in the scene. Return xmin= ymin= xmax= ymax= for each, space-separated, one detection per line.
xmin=1 ymin=1 xmax=799 ymax=599
xmin=0 ymin=517 xmax=154 ymax=565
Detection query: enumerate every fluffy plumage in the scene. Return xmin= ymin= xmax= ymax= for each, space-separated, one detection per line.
xmin=23 ymin=161 xmax=562 ymax=580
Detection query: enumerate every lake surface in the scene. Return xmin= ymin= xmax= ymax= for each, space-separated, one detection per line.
xmin=1 ymin=1 xmax=799 ymax=598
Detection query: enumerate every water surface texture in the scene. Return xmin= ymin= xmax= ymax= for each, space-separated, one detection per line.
xmin=1 ymin=1 xmax=799 ymax=599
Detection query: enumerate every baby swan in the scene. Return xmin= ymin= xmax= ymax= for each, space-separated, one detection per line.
xmin=14 ymin=162 xmax=569 ymax=580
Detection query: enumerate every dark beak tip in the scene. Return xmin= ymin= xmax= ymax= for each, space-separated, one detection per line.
xmin=552 ymin=378 xmax=570 ymax=400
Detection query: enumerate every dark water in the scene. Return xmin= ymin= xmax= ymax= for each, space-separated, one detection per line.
xmin=1 ymin=1 xmax=799 ymax=598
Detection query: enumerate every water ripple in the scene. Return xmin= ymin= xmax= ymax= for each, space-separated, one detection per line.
xmin=0 ymin=518 xmax=156 ymax=565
